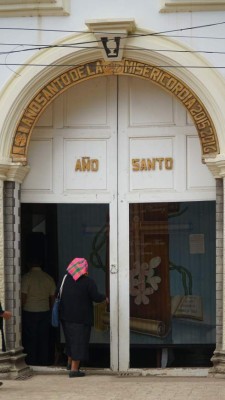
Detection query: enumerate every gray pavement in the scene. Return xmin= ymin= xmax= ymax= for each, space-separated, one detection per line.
xmin=1 ymin=370 xmax=225 ymax=400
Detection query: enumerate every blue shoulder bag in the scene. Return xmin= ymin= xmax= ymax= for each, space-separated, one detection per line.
xmin=51 ymin=274 xmax=67 ymax=328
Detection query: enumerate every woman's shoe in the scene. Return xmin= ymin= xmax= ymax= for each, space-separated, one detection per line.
xmin=69 ymin=370 xmax=85 ymax=378
xmin=66 ymin=363 xmax=71 ymax=370
xmin=0 ymin=382 xmax=3 ymax=386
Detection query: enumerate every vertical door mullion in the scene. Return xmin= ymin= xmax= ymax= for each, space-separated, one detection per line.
xmin=108 ymin=76 xmax=119 ymax=371
xmin=117 ymin=76 xmax=130 ymax=371
xmin=118 ymin=201 xmax=130 ymax=371
xmin=109 ymin=199 xmax=119 ymax=371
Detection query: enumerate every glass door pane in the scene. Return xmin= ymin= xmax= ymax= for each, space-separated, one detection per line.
xmin=129 ymin=202 xmax=216 ymax=368
xmin=21 ymin=203 xmax=110 ymax=368
xmin=57 ymin=204 xmax=110 ymax=368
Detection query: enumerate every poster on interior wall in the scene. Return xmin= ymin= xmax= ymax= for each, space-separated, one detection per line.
xmin=129 ymin=204 xmax=171 ymax=338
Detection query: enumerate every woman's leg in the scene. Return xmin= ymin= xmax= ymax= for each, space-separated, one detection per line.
xmin=69 ymin=360 xmax=85 ymax=377
xmin=67 ymin=356 xmax=72 ymax=370
xmin=64 ymin=322 xmax=89 ymax=377
xmin=71 ymin=359 xmax=80 ymax=371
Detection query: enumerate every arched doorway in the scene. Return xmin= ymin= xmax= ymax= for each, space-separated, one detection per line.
xmin=20 ymin=73 xmax=216 ymax=370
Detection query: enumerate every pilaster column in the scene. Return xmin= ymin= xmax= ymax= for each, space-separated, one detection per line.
xmin=206 ymin=157 xmax=225 ymax=375
xmin=0 ymin=179 xmax=5 ymax=311
xmin=0 ymin=164 xmax=30 ymax=379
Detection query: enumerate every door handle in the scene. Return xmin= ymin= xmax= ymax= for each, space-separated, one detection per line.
xmin=110 ymin=264 xmax=118 ymax=274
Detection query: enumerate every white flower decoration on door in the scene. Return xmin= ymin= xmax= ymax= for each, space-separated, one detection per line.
xmin=130 ymin=256 xmax=162 ymax=305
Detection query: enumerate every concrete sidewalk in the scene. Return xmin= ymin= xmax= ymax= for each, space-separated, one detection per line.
xmin=1 ymin=370 xmax=225 ymax=400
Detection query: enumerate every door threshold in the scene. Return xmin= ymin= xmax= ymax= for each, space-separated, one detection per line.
xmin=31 ymin=366 xmax=209 ymax=377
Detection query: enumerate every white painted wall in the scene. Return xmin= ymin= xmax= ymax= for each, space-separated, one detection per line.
xmin=0 ymin=1 xmax=225 ymax=90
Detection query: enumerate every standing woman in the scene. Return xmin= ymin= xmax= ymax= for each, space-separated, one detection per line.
xmin=0 ymin=302 xmax=12 ymax=386
xmin=59 ymin=257 xmax=108 ymax=378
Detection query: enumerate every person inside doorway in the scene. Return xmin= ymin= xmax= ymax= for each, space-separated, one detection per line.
xmin=58 ymin=257 xmax=108 ymax=378
xmin=21 ymin=258 xmax=56 ymax=366
xmin=0 ymin=302 xmax=12 ymax=386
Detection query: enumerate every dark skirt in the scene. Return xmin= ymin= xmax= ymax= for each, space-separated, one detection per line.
xmin=61 ymin=320 xmax=91 ymax=361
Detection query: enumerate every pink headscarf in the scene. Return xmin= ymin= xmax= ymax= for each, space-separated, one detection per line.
xmin=67 ymin=257 xmax=88 ymax=281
